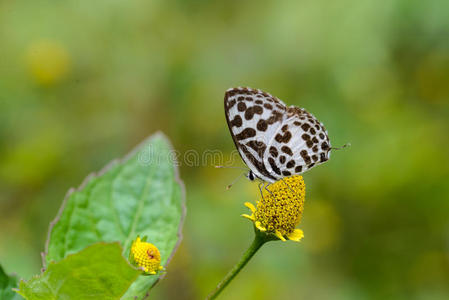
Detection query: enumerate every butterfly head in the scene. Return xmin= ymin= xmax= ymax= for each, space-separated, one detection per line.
xmin=246 ymin=170 xmax=256 ymax=181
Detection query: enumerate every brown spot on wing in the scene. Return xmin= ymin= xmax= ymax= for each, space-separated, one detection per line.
xmin=244 ymin=106 xmax=263 ymax=120
xmin=236 ymin=128 xmax=256 ymax=140
xmin=304 ymin=156 xmax=311 ymax=164
xmin=281 ymin=146 xmax=293 ymax=156
xmin=244 ymin=107 xmax=255 ymax=120
xmin=253 ymin=105 xmax=263 ymax=114
xmin=302 ymin=133 xmax=310 ymax=141
xmin=279 ymin=155 xmax=286 ymax=164
xmin=257 ymin=119 xmax=268 ymax=131
xmin=230 ymin=115 xmax=242 ymax=127
xmin=275 ymin=131 xmax=292 ymax=143
xmin=301 ymin=123 xmax=311 ymax=131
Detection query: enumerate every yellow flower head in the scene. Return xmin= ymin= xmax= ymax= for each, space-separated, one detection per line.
xmin=129 ymin=236 xmax=163 ymax=275
xmin=242 ymin=175 xmax=305 ymax=242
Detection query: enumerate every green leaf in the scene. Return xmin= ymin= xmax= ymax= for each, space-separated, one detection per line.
xmin=0 ymin=265 xmax=22 ymax=300
xmin=44 ymin=132 xmax=186 ymax=299
xmin=17 ymin=242 xmax=140 ymax=300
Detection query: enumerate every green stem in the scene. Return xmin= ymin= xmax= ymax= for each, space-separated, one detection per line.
xmin=207 ymin=232 xmax=268 ymax=299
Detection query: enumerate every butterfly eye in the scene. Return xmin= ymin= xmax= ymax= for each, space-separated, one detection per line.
xmin=247 ymin=171 xmax=255 ymax=181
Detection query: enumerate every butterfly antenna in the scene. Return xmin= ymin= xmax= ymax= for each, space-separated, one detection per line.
xmin=226 ymin=172 xmax=246 ymax=190
xmin=330 ymin=142 xmax=351 ymax=151
xmin=215 ymin=165 xmax=248 ymax=171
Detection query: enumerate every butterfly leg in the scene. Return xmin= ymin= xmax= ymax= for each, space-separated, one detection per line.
xmin=258 ymin=182 xmax=265 ymax=200
xmin=258 ymin=182 xmax=274 ymax=200
xmin=264 ymin=182 xmax=274 ymax=197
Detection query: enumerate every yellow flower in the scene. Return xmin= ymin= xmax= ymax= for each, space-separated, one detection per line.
xmin=129 ymin=236 xmax=163 ymax=275
xmin=242 ymin=175 xmax=305 ymax=242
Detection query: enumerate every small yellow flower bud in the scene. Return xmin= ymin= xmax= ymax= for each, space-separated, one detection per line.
xmin=129 ymin=236 xmax=163 ymax=275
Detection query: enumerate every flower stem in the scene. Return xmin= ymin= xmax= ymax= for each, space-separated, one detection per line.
xmin=207 ymin=231 xmax=268 ymax=299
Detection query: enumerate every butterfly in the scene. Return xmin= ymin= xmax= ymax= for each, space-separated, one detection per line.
xmin=224 ymin=87 xmax=331 ymax=183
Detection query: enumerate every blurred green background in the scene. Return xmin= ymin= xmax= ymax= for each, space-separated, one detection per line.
xmin=1 ymin=0 xmax=449 ymax=299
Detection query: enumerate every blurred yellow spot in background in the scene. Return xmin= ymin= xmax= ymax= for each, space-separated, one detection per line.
xmin=25 ymin=40 xmax=71 ymax=86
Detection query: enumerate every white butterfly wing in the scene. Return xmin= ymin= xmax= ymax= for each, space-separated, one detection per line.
xmin=225 ymin=87 xmax=331 ymax=183
xmin=224 ymin=87 xmax=286 ymax=182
